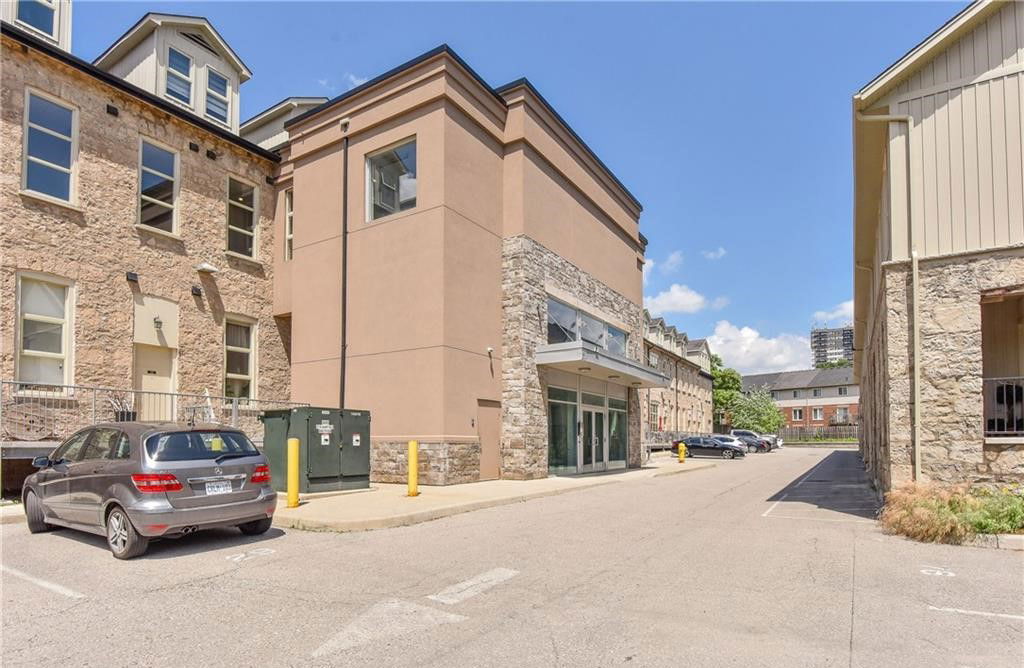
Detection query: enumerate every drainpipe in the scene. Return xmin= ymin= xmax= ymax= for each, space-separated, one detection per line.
xmin=857 ymin=112 xmax=921 ymax=481
xmin=339 ymin=122 xmax=350 ymax=410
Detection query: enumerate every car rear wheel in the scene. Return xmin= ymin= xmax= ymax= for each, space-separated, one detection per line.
xmin=722 ymin=449 xmax=735 ymax=459
xmin=238 ymin=517 xmax=273 ymax=535
xmin=106 ymin=506 xmax=148 ymax=560
xmin=24 ymin=491 xmax=52 ymax=534
xmin=747 ymin=445 xmax=756 ymax=453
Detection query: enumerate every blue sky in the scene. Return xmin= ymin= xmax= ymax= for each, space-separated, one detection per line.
xmin=74 ymin=1 xmax=966 ymax=373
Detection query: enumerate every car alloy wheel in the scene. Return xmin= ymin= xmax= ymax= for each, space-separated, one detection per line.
xmin=722 ymin=449 xmax=735 ymax=459
xmin=105 ymin=507 xmax=149 ymax=559
xmin=747 ymin=445 xmax=756 ymax=453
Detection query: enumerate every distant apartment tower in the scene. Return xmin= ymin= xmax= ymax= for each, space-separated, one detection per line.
xmin=810 ymin=326 xmax=854 ymax=365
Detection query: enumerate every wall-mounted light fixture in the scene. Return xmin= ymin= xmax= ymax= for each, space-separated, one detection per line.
xmin=577 ymin=367 xmax=591 ymax=373
xmin=106 ymin=104 xmax=119 ymax=117
xmin=608 ymin=375 xmax=620 ymax=380
xmin=125 ymin=272 xmax=139 ymax=282
xmin=153 ymin=315 xmax=163 ymax=331
xmin=191 ymin=285 xmax=202 ymax=297
xmin=189 ymin=142 xmax=199 ymax=152
xmin=206 ymin=149 xmax=217 ymax=160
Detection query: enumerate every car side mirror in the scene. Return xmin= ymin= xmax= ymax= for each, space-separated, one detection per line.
xmin=31 ymin=456 xmax=50 ymax=469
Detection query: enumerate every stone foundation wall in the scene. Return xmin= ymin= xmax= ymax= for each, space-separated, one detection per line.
xmin=500 ymin=235 xmax=643 ymax=479
xmin=865 ymin=248 xmax=1024 ymax=490
xmin=371 ymin=440 xmax=481 ymax=486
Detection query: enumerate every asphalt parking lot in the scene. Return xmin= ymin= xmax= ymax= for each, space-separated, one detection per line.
xmin=2 ymin=447 xmax=1021 ymax=667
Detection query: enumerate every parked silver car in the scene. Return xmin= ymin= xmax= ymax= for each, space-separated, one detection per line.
xmin=22 ymin=422 xmax=277 ymax=559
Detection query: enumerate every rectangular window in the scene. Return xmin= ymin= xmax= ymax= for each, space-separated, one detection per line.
xmin=838 ymin=386 xmax=849 ymax=396
xmin=792 ymin=408 xmax=804 ymax=421
xmin=792 ymin=390 xmax=799 ymax=398
xmin=224 ymin=320 xmax=253 ymax=398
xmin=648 ymin=403 xmax=659 ymax=433
xmin=284 ymin=189 xmax=294 ymax=260
xmin=607 ymin=326 xmax=627 ymax=356
xmin=17 ymin=275 xmax=71 ymax=386
xmin=17 ymin=0 xmax=55 ymax=38
xmin=836 ymin=407 xmax=850 ymax=422
xmin=166 ymin=48 xmax=192 ymax=105
xmin=227 ymin=178 xmax=256 ymax=257
xmin=812 ymin=407 xmax=823 ymax=421
xmin=546 ymin=298 xmax=578 ymax=344
xmin=367 ymin=138 xmax=416 ymax=220
xmin=648 ymin=349 xmax=660 ymax=367
xmin=23 ymin=91 xmax=75 ymax=203
xmin=812 ymin=388 xmax=821 ymax=397
xmin=139 ymin=140 xmax=177 ymax=232
xmin=205 ymin=67 xmax=229 ymax=124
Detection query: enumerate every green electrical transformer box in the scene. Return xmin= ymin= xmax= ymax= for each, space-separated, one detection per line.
xmin=260 ymin=407 xmax=371 ymax=493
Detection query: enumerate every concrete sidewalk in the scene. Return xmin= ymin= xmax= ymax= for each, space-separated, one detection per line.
xmin=0 ymin=454 xmax=716 ymax=530
xmin=273 ymin=454 xmax=716 ymax=532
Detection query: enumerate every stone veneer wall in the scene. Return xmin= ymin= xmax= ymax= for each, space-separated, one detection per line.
xmin=0 ymin=38 xmax=290 ymax=404
xmin=501 ymin=235 xmax=644 ymax=479
xmin=861 ymin=248 xmax=1024 ymax=490
xmin=371 ymin=440 xmax=481 ymax=486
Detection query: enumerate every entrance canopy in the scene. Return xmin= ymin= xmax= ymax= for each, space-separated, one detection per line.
xmin=535 ymin=340 xmax=669 ymax=389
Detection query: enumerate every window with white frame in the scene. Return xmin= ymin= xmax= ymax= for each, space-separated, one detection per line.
xmin=792 ymin=408 xmax=804 ymax=421
xmin=165 ymin=47 xmax=192 ymax=105
xmin=227 ymin=178 xmax=256 ymax=257
xmin=284 ymin=189 xmax=294 ymax=260
xmin=16 ymin=0 xmax=56 ymax=38
xmin=23 ymin=91 xmax=75 ymax=202
xmin=367 ymin=138 xmax=416 ymax=220
xmin=17 ymin=275 xmax=71 ymax=386
xmin=812 ymin=388 xmax=821 ymax=397
xmin=812 ymin=407 xmax=823 ymax=421
xmin=838 ymin=386 xmax=849 ymax=396
xmin=224 ymin=320 xmax=254 ymax=398
xmin=648 ymin=402 xmax=659 ymax=433
xmin=205 ymin=67 xmax=229 ymax=124
xmin=836 ymin=406 xmax=850 ymax=422
xmin=139 ymin=140 xmax=177 ymax=232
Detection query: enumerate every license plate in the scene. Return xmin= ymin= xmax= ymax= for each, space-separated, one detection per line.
xmin=205 ymin=480 xmax=232 ymax=495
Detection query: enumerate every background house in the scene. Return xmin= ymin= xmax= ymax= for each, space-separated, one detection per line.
xmin=742 ymin=368 xmax=859 ymax=431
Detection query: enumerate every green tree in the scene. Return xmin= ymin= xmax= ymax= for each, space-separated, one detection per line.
xmin=730 ymin=388 xmax=785 ymax=433
xmin=815 ymin=359 xmax=851 ymax=369
xmin=711 ymin=354 xmax=742 ymax=422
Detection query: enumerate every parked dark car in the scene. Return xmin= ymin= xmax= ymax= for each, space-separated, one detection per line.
xmin=735 ymin=434 xmax=772 ymax=453
xmin=672 ymin=436 xmax=746 ymax=459
xmin=731 ymin=429 xmax=774 ymax=452
xmin=22 ymin=422 xmax=277 ymax=559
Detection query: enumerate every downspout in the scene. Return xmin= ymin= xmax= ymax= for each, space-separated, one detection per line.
xmin=856 ymin=112 xmax=920 ymax=481
xmin=339 ymin=122 xmax=350 ymax=410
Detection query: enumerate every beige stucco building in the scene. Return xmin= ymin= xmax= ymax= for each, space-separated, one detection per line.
xmin=854 ymin=0 xmax=1024 ymax=491
xmin=640 ymin=312 xmax=713 ymax=444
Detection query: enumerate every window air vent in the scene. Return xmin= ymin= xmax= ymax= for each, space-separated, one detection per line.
xmin=180 ymin=31 xmax=218 ymax=56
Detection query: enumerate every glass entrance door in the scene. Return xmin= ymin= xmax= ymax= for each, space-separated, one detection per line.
xmin=581 ymin=409 xmax=606 ymax=472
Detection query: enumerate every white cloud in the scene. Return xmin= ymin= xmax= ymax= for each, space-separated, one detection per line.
xmin=345 ymin=73 xmax=369 ymax=89
xmin=645 ymin=284 xmax=709 ymax=315
xmin=813 ymin=299 xmax=854 ymax=325
xmin=708 ymin=320 xmax=811 ymax=375
xmin=711 ymin=296 xmax=730 ymax=310
xmin=659 ymin=250 xmax=683 ymax=274
xmin=701 ymin=247 xmax=727 ymax=260
xmin=642 ymin=258 xmax=655 ymax=284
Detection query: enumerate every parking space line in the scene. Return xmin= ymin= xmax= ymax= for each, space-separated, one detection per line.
xmin=427 ymin=568 xmax=519 ymax=605
xmin=1 ymin=565 xmax=85 ymax=599
xmin=761 ymin=493 xmax=788 ymax=517
xmin=765 ymin=515 xmax=874 ymax=524
xmin=927 ymin=606 xmax=1024 ymax=621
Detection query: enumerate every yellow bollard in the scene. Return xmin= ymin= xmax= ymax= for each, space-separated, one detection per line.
xmin=287 ymin=437 xmax=300 ymax=508
xmin=407 ymin=440 xmax=419 ymax=497
xmin=678 ymin=443 xmax=687 ymax=463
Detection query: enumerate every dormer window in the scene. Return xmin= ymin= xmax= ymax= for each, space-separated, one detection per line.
xmin=205 ymin=67 xmax=229 ymax=124
xmin=165 ymin=48 xmax=193 ymax=106
xmin=16 ymin=0 xmax=56 ymax=39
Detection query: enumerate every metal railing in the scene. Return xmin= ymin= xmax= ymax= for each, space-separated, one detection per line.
xmin=984 ymin=377 xmax=1024 ymax=437
xmin=0 ymin=380 xmax=307 ymax=446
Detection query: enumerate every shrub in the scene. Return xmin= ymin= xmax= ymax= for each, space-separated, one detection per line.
xmin=879 ymin=483 xmax=1024 ymax=544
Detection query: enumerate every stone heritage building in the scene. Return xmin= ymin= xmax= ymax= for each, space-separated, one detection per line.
xmin=2 ymin=4 xmax=669 ymax=486
xmin=853 ymin=0 xmax=1024 ymax=491
xmin=640 ymin=312 xmax=713 ymax=445
xmin=742 ymin=368 xmax=859 ymax=430
xmin=1 ymin=15 xmax=291 ymax=423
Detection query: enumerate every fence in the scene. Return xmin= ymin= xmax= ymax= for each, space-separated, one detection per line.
xmin=0 ymin=381 xmax=307 ymax=446
xmin=778 ymin=425 xmax=859 ymax=443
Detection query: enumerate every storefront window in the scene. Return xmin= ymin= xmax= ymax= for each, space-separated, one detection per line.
xmin=547 ymin=387 xmax=578 ymax=473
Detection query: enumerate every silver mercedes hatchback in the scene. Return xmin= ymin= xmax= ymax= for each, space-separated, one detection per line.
xmin=21 ymin=422 xmax=278 ymax=559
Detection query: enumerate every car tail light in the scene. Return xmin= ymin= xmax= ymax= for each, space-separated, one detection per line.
xmin=251 ymin=465 xmax=271 ymax=484
xmin=131 ymin=473 xmax=182 ymax=493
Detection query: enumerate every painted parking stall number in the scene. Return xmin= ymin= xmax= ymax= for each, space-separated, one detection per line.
xmin=920 ymin=565 xmax=955 ymax=577
xmin=226 ymin=548 xmax=275 ymax=563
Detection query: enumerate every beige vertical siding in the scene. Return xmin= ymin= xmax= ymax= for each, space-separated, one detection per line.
xmin=884 ymin=2 xmax=1024 ymax=261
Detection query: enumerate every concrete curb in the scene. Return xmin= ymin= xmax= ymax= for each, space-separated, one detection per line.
xmin=272 ymin=478 xmax=619 ymax=533
xmin=964 ymin=533 xmax=1024 ymax=551
xmin=653 ymin=462 xmax=717 ymax=477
